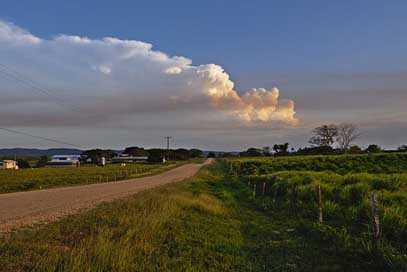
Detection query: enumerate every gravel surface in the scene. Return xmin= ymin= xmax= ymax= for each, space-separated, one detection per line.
xmin=0 ymin=159 xmax=211 ymax=232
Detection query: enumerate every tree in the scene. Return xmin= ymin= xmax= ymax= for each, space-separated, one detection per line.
xmin=147 ymin=149 xmax=165 ymax=163
xmin=309 ymin=124 xmax=338 ymax=147
xmin=207 ymin=152 xmax=216 ymax=158
xmin=398 ymin=145 xmax=407 ymax=152
xmin=171 ymin=149 xmax=190 ymax=160
xmin=123 ymin=146 xmax=148 ymax=156
xmin=190 ymin=149 xmax=203 ymax=158
xmin=273 ymin=143 xmax=289 ymax=156
xmin=240 ymin=148 xmax=263 ymax=157
xmin=365 ymin=144 xmax=382 ymax=154
xmin=16 ymin=159 xmax=30 ymax=169
xmin=82 ymin=149 xmax=117 ymax=164
xmin=296 ymin=146 xmax=336 ymax=156
xmin=36 ymin=155 xmax=48 ymax=167
xmin=336 ymin=123 xmax=361 ymax=152
xmin=348 ymin=145 xmax=363 ymax=154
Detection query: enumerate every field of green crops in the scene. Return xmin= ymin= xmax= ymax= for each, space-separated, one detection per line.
xmin=225 ymin=153 xmax=407 ymax=270
xmin=0 ymin=155 xmax=406 ymax=271
xmin=229 ymin=153 xmax=407 ymax=175
xmin=0 ymin=162 xmax=181 ymax=194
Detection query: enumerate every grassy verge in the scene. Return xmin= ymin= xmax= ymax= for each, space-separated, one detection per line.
xmin=0 ymin=161 xmax=189 ymax=194
xmin=1 ymin=161 xmax=401 ymax=271
xmin=0 ymin=163 xmax=247 ymax=271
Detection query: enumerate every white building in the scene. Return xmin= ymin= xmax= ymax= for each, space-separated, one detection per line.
xmin=112 ymin=154 xmax=148 ymax=163
xmin=0 ymin=160 xmax=19 ymax=170
xmin=46 ymin=155 xmax=81 ymax=167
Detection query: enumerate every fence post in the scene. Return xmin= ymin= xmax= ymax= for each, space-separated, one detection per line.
xmin=253 ymin=183 xmax=257 ymax=197
xmin=371 ymin=193 xmax=380 ymax=242
xmin=318 ymin=182 xmax=323 ymax=224
xmin=262 ymin=181 xmax=266 ymax=196
xmin=272 ymin=183 xmax=279 ymax=206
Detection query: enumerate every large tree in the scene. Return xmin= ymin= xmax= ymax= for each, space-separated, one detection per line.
xmin=336 ymin=123 xmax=361 ymax=152
xmin=82 ymin=149 xmax=117 ymax=164
xmin=123 ymin=146 xmax=148 ymax=156
xmin=366 ymin=144 xmax=382 ymax=154
xmin=309 ymin=124 xmax=338 ymax=147
xmin=273 ymin=143 xmax=289 ymax=156
xmin=190 ymin=149 xmax=203 ymax=158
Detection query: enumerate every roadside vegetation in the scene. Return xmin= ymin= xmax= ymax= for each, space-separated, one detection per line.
xmin=2 ymin=155 xmax=406 ymax=271
xmin=229 ymin=153 xmax=407 ymax=175
xmin=0 ymin=162 xmax=182 ymax=194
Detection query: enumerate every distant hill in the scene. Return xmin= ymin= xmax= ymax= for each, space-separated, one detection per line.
xmin=0 ymin=148 xmax=84 ymax=157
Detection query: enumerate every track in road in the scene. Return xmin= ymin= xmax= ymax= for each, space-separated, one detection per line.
xmin=0 ymin=159 xmax=212 ymax=232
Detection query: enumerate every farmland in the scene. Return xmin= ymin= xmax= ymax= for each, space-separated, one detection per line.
xmin=0 ymin=162 xmax=182 ymax=194
xmin=0 ymin=154 xmax=406 ymax=271
xmin=226 ymin=153 xmax=407 ymax=270
xmin=228 ymin=152 xmax=407 ymax=175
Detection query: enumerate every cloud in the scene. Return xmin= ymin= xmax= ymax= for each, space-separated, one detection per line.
xmin=97 ymin=65 xmax=112 ymax=75
xmin=0 ymin=20 xmax=41 ymax=45
xmin=0 ymin=20 xmax=298 ymax=128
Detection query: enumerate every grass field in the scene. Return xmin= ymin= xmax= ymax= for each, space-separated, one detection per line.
xmin=0 ymin=162 xmax=182 ymax=194
xmin=229 ymin=152 xmax=407 ymax=175
xmin=1 ymin=155 xmax=406 ymax=271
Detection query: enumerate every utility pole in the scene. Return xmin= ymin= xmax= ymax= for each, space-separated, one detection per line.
xmin=165 ymin=136 xmax=172 ymax=161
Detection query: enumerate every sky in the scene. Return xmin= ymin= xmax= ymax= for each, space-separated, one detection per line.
xmin=0 ymin=0 xmax=406 ymax=151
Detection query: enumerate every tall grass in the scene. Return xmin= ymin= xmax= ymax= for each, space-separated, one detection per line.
xmin=231 ymin=164 xmax=407 ymax=270
xmin=0 ymin=167 xmax=248 ymax=271
xmin=1 ymin=159 xmax=406 ymax=271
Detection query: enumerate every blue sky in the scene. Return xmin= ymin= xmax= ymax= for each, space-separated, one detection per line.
xmin=0 ymin=0 xmax=406 ymax=150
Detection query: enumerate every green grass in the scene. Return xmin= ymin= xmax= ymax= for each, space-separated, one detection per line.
xmin=0 ymin=164 xmax=249 ymax=271
xmin=0 ymin=161 xmax=183 ymax=194
xmin=2 ymin=160 xmax=404 ymax=271
xmin=229 ymin=152 xmax=407 ymax=175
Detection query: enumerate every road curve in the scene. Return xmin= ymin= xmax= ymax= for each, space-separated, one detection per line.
xmin=0 ymin=159 xmax=212 ymax=232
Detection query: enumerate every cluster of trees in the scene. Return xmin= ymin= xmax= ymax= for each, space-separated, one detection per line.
xmin=80 ymin=147 xmax=204 ymax=164
xmin=308 ymin=123 xmax=361 ymax=152
xmin=238 ymin=123 xmax=407 ymax=158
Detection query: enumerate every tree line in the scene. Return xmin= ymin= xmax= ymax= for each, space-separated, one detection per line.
xmin=81 ymin=147 xmax=204 ymax=164
xmin=232 ymin=123 xmax=407 ymax=157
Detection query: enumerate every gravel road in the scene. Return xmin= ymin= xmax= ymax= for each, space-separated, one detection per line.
xmin=0 ymin=159 xmax=212 ymax=232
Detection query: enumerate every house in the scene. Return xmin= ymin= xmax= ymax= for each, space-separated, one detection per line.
xmin=0 ymin=160 xmax=18 ymax=170
xmin=112 ymin=154 xmax=148 ymax=163
xmin=46 ymin=155 xmax=81 ymax=168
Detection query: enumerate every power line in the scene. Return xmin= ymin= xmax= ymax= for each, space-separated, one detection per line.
xmin=0 ymin=127 xmax=83 ymax=148
xmin=0 ymin=63 xmax=86 ymax=148
xmin=0 ymin=64 xmax=82 ymax=112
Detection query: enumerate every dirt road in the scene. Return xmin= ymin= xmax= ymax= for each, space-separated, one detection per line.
xmin=0 ymin=159 xmax=212 ymax=232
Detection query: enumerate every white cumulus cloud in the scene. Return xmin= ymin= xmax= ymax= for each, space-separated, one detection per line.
xmin=0 ymin=20 xmax=298 ymax=128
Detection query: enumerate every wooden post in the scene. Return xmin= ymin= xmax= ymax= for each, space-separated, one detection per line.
xmin=262 ymin=181 xmax=266 ymax=196
xmin=318 ymin=183 xmax=323 ymax=224
xmin=272 ymin=183 xmax=278 ymax=205
xmin=371 ymin=193 xmax=380 ymax=241
xmin=253 ymin=183 xmax=257 ymax=197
